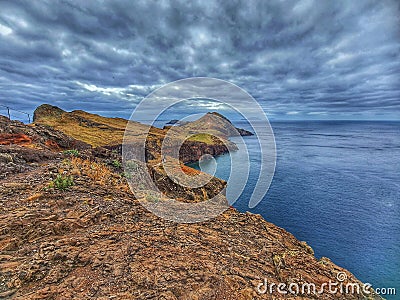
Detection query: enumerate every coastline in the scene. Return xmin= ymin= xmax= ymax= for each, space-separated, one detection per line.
xmin=0 ymin=106 xmax=383 ymax=299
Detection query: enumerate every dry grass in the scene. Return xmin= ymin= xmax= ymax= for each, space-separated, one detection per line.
xmin=35 ymin=110 xmax=156 ymax=147
xmin=71 ymin=110 xmax=129 ymax=130
xmin=39 ymin=114 xmax=125 ymax=147
xmin=70 ymin=157 xmax=113 ymax=186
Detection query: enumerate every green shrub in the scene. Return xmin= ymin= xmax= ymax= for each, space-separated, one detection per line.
xmin=111 ymin=159 xmax=122 ymax=168
xmin=51 ymin=174 xmax=74 ymax=191
xmin=63 ymin=149 xmax=79 ymax=157
xmin=146 ymin=193 xmax=159 ymax=203
xmin=125 ymin=160 xmax=138 ymax=172
xmin=121 ymin=172 xmax=132 ymax=179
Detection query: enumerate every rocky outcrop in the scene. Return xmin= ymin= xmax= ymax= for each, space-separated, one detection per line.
xmin=178 ymin=140 xmax=237 ymax=164
xmin=0 ymin=133 xmax=31 ymax=146
xmin=235 ymin=127 xmax=253 ymax=136
xmin=0 ymin=115 xmax=90 ymax=178
xmin=146 ymin=159 xmax=227 ymax=202
xmin=32 ymin=104 xmax=65 ymax=123
xmin=0 ymin=115 xmax=90 ymax=151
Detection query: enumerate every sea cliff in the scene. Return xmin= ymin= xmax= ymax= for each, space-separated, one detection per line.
xmin=0 ymin=106 xmax=381 ymax=299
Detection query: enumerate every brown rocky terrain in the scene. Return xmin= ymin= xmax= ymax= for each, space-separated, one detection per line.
xmin=0 ymin=116 xmax=90 ymax=179
xmin=0 ymin=110 xmax=381 ymax=299
xmin=32 ymin=105 xmax=242 ymax=163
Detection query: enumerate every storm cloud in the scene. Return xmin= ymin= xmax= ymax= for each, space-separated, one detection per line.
xmin=0 ymin=0 xmax=399 ymax=121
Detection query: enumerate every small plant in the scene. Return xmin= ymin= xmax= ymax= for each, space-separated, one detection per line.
xmin=111 ymin=159 xmax=122 ymax=168
xmin=146 ymin=193 xmax=159 ymax=203
xmin=63 ymin=149 xmax=79 ymax=157
xmin=125 ymin=160 xmax=138 ymax=172
xmin=121 ymin=172 xmax=132 ymax=179
xmin=62 ymin=158 xmax=71 ymax=166
xmin=51 ymin=174 xmax=74 ymax=191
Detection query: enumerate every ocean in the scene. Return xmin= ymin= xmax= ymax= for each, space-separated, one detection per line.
xmin=188 ymin=120 xmax=400 ymax=298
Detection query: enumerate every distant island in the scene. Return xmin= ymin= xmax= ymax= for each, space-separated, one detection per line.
xmin=0 ymin=104 xmax=380 ymax=299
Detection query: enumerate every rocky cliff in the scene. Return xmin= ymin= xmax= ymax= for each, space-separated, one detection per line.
xmin=0 ymin=110 xmax=381 ymax=299
xmin=32 ymin=104 xmax=240 ymax=164
xmin=178 ymin=140 xmax=236 ymax=164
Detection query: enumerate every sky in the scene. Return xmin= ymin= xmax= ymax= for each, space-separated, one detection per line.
xmin=0 ymin=0 xmax=399 ymax=122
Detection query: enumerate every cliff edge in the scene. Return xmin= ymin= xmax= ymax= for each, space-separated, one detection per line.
xmin=0 ymin=109 xmax=381 ymax=299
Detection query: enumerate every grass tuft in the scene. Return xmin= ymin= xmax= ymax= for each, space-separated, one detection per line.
xmin=51 ymin=174 xmax=74 ymax=190
xmin=111 ymin=159 xmax=122 ymax=168
xmin=63 ymin=149 xmax=80 ymax=157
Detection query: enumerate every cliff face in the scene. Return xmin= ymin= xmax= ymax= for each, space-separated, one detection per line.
xmin=178 ymin=140 xmax=236 ymax=164
xmin=0 ymin=109 xmax=381 ymax=299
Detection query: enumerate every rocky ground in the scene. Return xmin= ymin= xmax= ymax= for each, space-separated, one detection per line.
xmin=0 ymin=114 xmax=381 ymax=299
xmin=0 ymin=116 xmax=89 ymax=179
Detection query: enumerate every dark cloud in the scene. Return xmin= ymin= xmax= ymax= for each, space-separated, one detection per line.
xmin=0 ymin=0 xmax=399 ymax=121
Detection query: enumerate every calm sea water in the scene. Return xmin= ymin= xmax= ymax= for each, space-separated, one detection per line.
xmin=188 ymin=121 xmax=400 ymax=298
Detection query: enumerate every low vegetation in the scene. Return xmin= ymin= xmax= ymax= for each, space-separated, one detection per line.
xmin=111 ymin=159 xmax=122 ymax=168
xmin=187 ymin=133 xmax=217 ymax=145
xmin=70 ymin=157 xmax=113 ymax=186
xmin=63 ymin=149 xmax=79 ymax=156
xmin=51 ymin=174 xmax=74 ymax=190
xmin=145 ymin=193 xmax=160 ymax=203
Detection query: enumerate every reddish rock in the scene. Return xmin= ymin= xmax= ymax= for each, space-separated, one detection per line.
xmin=0 ymin=134 xmax=32 ymax=146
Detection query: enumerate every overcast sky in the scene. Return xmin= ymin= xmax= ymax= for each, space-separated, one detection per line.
xmin=0 ymin=0 xmax=399 ymax=121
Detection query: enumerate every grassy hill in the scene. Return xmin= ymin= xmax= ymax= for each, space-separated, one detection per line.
xmin=32 ymin=105 xmax=241 ymax=152
xmin=33 ymin=104 xmax=164 ymax=147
